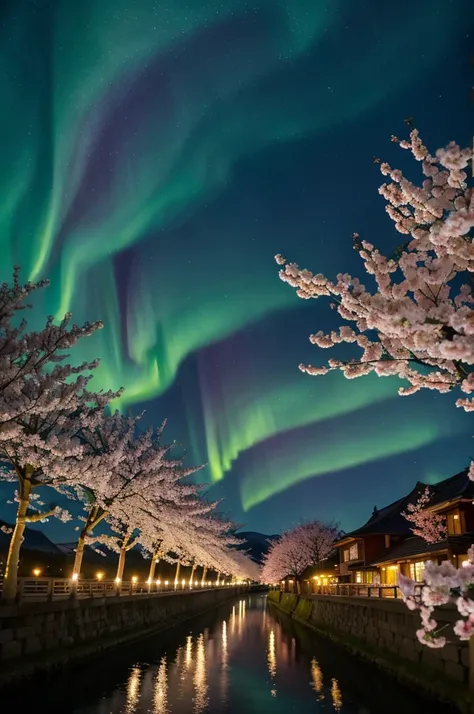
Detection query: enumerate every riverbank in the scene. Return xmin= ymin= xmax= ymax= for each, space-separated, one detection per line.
xmin=0 ymin=585 xmax=246 ymax=688
xmin=267 ymin=590 xmax=473 ymax=714
xmin=0 ymin=594 xmax=458 ymax=714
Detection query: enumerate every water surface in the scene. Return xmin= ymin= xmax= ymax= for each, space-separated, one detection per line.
xmin=9 ymin=594 xmax=456 ymax=713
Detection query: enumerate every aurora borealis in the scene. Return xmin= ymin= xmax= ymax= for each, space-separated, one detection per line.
xmin=1 ymin=0 xmax=473 ymax=537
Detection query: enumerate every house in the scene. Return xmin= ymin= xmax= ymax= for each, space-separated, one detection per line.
xmin=334 ymin=484 xmax=426 ymax=586
xmin=372 ymin=469 xmax=474 ymax=580
xmin=280 ymin=551 xmax=340 ymax=594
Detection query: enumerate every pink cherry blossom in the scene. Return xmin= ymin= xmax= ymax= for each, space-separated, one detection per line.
xmin=274 ymin=128 xmax=474 ymax=479
xmin=416 ymin=629 xmax=447 ymax=649
xmin=453 ymin=618 xmax=474 ymax=641
xmin=261 ymin=521 xmax=338 ymax=586
xmin=398 ymin=572 xmax=416 ymax=597
xmin=402 ymin=487 xmax=447 ymax=544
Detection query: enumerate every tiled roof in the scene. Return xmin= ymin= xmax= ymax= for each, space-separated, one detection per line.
xmin=336 ymin=468 xmax=472 ymax=545
xmin=427 ymin=469 xmax=473 ymax=507
xmin=337 ymin=484 xmax=426 ymax=540
xmin=371 ymin=533 xmax=474 ymax=565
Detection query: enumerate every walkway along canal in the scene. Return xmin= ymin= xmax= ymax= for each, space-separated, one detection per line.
xmin=2 ymin=593 xmax=458 ymax=713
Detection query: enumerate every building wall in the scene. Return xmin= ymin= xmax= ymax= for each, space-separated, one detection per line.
xmin=463 ymin=505 xmax=474 ymax=533
xmin=267 ymin=591 xmax=469 ymax=704
xmin=0 ymin=587 xmax=244 ymax=682
xmin=362 ymin=534 xmax=387 ymax=564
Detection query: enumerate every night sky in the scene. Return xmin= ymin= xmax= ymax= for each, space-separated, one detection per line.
xmin=1 ymin=0 xmax=473 ymax=541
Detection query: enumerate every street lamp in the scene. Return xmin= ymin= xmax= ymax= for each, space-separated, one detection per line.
xmin=96 ymin=572 xmax=104 ymax=581
xmin=32 ymin=568 xmax=41 ymax=577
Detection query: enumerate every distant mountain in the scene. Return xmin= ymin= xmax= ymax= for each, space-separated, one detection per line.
xmin=0 ymin=521 xmax=62 ymax=554
xmin=235 ymin=531 xmax=278 ymax=564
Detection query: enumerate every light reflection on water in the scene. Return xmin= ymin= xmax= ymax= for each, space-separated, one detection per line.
xmin=13 ymin=595 xmax=457 ymax=714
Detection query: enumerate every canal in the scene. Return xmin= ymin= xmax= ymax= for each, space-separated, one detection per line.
xmin=6 ymin=593 xmax=457 ymax=713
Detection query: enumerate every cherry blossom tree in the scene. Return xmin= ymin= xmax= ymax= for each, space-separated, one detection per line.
xmin=274 ymin=128 xmax=473 ymax=434
xmin=68 ymin=410 xmax=203 ymax=582
xmin=398 ymin=551 xmax=474 ymax=648
xmin=274 ymin=124 xmax=474 ymax=649
xmin=261 ymin=521 xmax=338 ymax=588
xmin=295 ymin=521 xmax=339 ymax=568
xmin=402 ymin=486 xmax=447 ymax=544
xmin=0 ymin=270 xmax=119 ymax=601
xmin=261 ymin=529 xmax=309 ymax=591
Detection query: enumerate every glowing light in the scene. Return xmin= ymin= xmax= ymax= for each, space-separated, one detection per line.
xmin=164 ymin=580 xmax=169 ymax=586
xmin=267 ymin=630 xmax=277 ymax=678
xmin=96 ymin=572 xmax=104 ymax=581
xmin=310 ymin=658 xmax=324 ymax=697
xmin=32 ymin=568 xmax=41 ymax=577
xmin=154 ymin=657 xmax=168 ymax=714
xmin=132 ymin=576 xmax=138 ymax=584
xmin=156 ymin=579 xmax=161 ymax=585
xmin=185 ymin=635 xmax=193 ymax=670
xmin=126 ymin=666 xmax=141 ymax=712
xmin=193 ymin=633 xmax=208 ymax=713
xmin=220 ymin=619 xmax=228 ymax=703
xmin=331 ymin=678 xmax=343 ymax=711
xmin=71 ymin=573 xmax=78 ymax=582
xmin=115 ymin=577 xmax=121 ymax=584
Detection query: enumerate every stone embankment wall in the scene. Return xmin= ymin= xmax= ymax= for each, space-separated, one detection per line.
xmin=0 ymin=586 xmax=244 ymax=684
xmin=268 ymin=590 xmax=472 ymax=711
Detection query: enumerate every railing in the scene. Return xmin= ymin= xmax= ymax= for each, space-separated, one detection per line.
xmin=0 ymin=576 xmax=241 ymax=603
xmin=311 ymin=583 xmax=422 ymax=599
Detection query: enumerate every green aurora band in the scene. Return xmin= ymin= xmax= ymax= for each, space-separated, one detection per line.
xmin=239 ymin=395 xmax=472 ymax=511
xmin=0 ymin=0 xmax=468 ymax=513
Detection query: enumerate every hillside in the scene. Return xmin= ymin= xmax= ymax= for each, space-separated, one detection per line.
xmin=235 ymin=531 xmax=278 ymax=564
xmin=0 ymin=521 xmax=62 ymax=555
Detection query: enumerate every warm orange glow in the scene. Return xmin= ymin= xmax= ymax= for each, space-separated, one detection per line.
xmin=32 ymin=568 xmax=41 ymax=577
xmin=132 ymin=576 xmax=138 ymax=584
xmin=331 ymin=678 xmax=343 ymax=711
xmin=71 ymin=572 xmax=78 ymax=582
xmin=96 ymin=572 xmax=104 ymax=581
xmin=454 ymin=514 xmax=459 ymax=520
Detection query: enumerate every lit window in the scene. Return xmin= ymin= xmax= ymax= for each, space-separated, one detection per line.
xmin=349 ymin=544 xmax=359 ymax=561
xmin=409 ymin=561 xmax=425 ymax=582
xmin=447 ymin=511 xmax=461 ymax=535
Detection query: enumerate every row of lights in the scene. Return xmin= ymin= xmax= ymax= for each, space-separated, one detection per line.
xmin=31 ymin=568 xmax=244 ymax=586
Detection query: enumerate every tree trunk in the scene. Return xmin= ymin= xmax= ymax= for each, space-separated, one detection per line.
xmin=190 ymin=564 xmax=196 ymax=587
xmin=216 ymin=572 xmax=220 ymax=586
xmin=175 ymin=561 xmax=181 ymax=585
xmin=148 ymin=555 xmax=158 ymax=583
xmin=72 ymin=505 xmax=102 ymax=581
xmin=201 ymin=566 xmax=208 ymax=585
xmin=72 ymin=533 xmax=86 ymax=579
xmin=2 ymin=478 xmax=32 ymax=602
xmin=116 ymin=548 xmax=126 ymax=582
